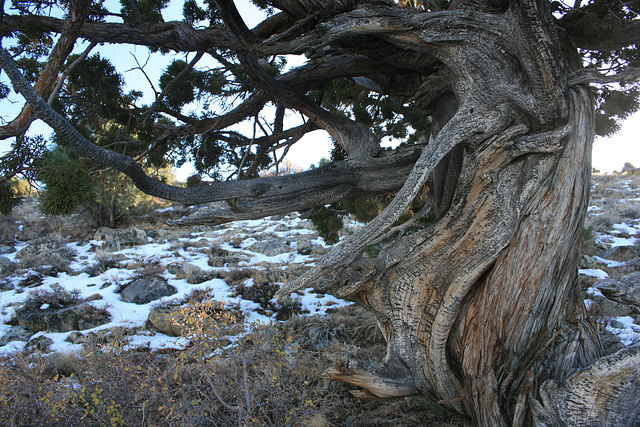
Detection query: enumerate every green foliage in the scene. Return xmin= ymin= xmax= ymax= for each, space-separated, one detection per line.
xmin=594 ymin=86 xmax=640 ymax=137
xmin=38 ymin=148 xmax=95 ymax=216
xmin=15 ymin=57 xmax=42 ymax=83
xmin=119 ymin=0 xmax=170 ymax=24
xmin=0 ymin=182 xmax=23 ymax=215
xmin=182 ymin=0 xmax=208 ymax=25
xmin=310 ymin=187 xmax=433 ymax=245
xmin=310 ymin=208 xmax=343 ymax=244
xmin=65 ymin=54 xmax=124 ymax=119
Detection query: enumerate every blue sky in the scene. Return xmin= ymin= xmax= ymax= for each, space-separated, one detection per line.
xmin=1 ymin=0 xmax=638 ymax=179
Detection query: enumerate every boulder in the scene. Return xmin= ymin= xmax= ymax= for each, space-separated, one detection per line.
xmin=588 ymin=294 xmax=634 ymax=317
xmin=0 ymin=326 xmax=33 ymax=345
xmin=599 ymin=246 xmax=638 ymax=262
xmin=14 ymin=237 xmax=77 ymax=274
xmin=16 ymin=302 xmax=111 ymax=333
xmin=0 ymin=279 xmax=14 ymax=291
xmin=15 ymin=237 xmax=74 ymax=259
xmin=579 ymin=255 xmax=596 ymax=269
xmin=119 ymin=276 xmax=176 ymax=304
xmin=25 ymin=335 xmax=54 ymax=352
xmin=94 ymin=227 xmax=148 ymax=252
xmin=0 ymin=256 xmax=16 ymax=275
xmin=595 ymin=272 xmax=640 ymax=308
xmin=147 ymin=307 xmax=183 ymax=336
xmin=249 ymin=239 xmax=291 ymax=256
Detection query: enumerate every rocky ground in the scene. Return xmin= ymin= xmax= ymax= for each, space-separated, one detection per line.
xmin=0 ymin=201 xmax=362 ymax=355
xmin=1 ymin=172 xmax=640 ymax=356
xmin=0 ymin=172 xmax=640 ymax=425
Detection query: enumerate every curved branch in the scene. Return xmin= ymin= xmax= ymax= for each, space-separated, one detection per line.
xmin=276 ymin=105 xmax=511 ymax=297
xmin=0 ymin=0 xmax=90 ymax=139
xmin=215 ymin=0 xmax=380 ymax=160
xmin=533 ymin=344 xmax=640 ymax=425
xmin=568 ymin=67 xmax=640 ymax=86
xmin=0 ymin=45 xmax=423 ymax=212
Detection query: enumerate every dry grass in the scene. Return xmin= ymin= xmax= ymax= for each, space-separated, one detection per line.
xmin=0 ymin=303 xmax=467 ymax=427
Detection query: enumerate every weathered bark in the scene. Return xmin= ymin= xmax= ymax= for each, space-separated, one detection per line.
xmin=279 ymin=3 xmax=640 ymax=426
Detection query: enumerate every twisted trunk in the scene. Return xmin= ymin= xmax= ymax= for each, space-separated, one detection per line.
xmin=2 ymin=0 xmax=639 ymax=424
xmin=327 ymin=80 xmax=635 ymax=427
xmin=320 ymin=4 xmax=640 ymax=426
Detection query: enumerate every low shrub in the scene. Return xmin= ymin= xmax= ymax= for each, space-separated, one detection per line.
xmin=0 ymin=304 xmax=466 ymax=426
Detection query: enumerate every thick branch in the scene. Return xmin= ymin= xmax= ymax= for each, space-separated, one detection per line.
xmin=0 ymin=0 xmax=89 ymax=139
xmin=0 ymin=46 xmax=423 ymax=211
xmin=276 ymin=105 xmax=511 ymax=297
xmin=214 ymin=0 xmax=380 ymax=160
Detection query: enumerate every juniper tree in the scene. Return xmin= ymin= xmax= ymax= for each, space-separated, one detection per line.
xmin=1 ymin=0 xmax=640 ymax=424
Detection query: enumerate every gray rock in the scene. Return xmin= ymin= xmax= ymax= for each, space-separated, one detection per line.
xmin=589 ymin=294 xmax=633 ymax=317
xmin=599 ymin=246 xmax=638 ymax=262
xmin=15 ymin=237 xmax=74 ymax=259
xmin=0 ymin=256 xmax=16 ymax=275
xmin=249 ymin=239 xmax=291 ymax=256
xmin=0 ymin=279 xmax=14 ymax=291
xmin=25 ymin=335 xmax=53 ymax=352
xmin=66 ymin=331 xmax=88 ymax=344
xmin=596 ymin=272 xmax=640 ymax=308
xmin=600 ymin=327 xmax=626 ymax=354
xmin=147 ymin=308 xmax=183 ymax=337
xmin=0 ymin=326 xmax=33 ymax=345
xmin=120 ymin=276 xmax=176 ymax=304
xmin=94 ymin=227 xmax=148 ymax=252
xmin=86 ymin=293 xmax=103 ymax=302
xmin=609 ymin=319 xmax=627 ymax=329
xmin=15 ymin=238 xmax=77 ymax=269
xmin=579 ymin=255 xmax=596 ymax=269
xmin=16 ymin=302 xmax=111 ymax=332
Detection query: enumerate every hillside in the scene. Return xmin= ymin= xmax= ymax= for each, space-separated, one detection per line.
xmin=1 ymin=171 xmax=639 ymax=425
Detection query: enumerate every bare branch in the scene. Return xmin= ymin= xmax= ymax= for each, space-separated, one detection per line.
xmin=568 ymin=67 xmax=640 ymax=86
xmin=143 ymin=51 xmax=205 ymax=124
xmin=47 ymin=42 xmax=97 ymax=105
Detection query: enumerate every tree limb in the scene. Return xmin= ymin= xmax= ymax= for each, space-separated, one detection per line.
xmin=0 ymin=0 xmax=89 ymax=139
xmin=568 ymin=67 xmax=640 ymax=86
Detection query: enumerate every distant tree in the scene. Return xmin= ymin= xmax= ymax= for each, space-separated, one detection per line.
xmin=622 ymin=161 xmax=636 ymax=173
xmin=2 ymin=0 xmax=640 ymax=424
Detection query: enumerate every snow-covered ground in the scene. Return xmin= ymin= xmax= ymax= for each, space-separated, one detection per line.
xmin=579 ymin=174 xmax=640 ymax=346
xmin=3 ymin=172 xmax=640 ymax=357
xmin=0 ymin=213 xmax=355 ymax=355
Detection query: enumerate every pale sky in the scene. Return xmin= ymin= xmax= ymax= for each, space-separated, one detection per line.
xmin=592 ymin=112 xmax=640 ymax=173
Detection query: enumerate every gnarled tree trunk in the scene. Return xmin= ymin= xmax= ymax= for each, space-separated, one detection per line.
xmin=316 ymin=4 xmax=640 ymax=426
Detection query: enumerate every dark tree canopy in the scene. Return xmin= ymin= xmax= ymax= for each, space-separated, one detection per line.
xmin=1 ymin=0 xmax=640 ymax=425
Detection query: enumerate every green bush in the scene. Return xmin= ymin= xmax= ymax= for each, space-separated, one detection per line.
xmin=0 ymin=181 xmax=24 ymax=215
xmin=38 ymin=148 xmax=94 ymax=216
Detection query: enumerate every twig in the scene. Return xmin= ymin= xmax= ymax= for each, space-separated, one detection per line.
xmin=143 ymin=51 xmax=205 ymax=125
xmin=47 ymin=42 xmax=97 ymax=105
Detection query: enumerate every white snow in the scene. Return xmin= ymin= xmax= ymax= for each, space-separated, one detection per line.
xmin=578 ymin=269 xmax=609 ymax=279
xmin=592 ymin=256 xmax=626 ymax=268
xmin=0 ymin=214 xmax=351 ymax=356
